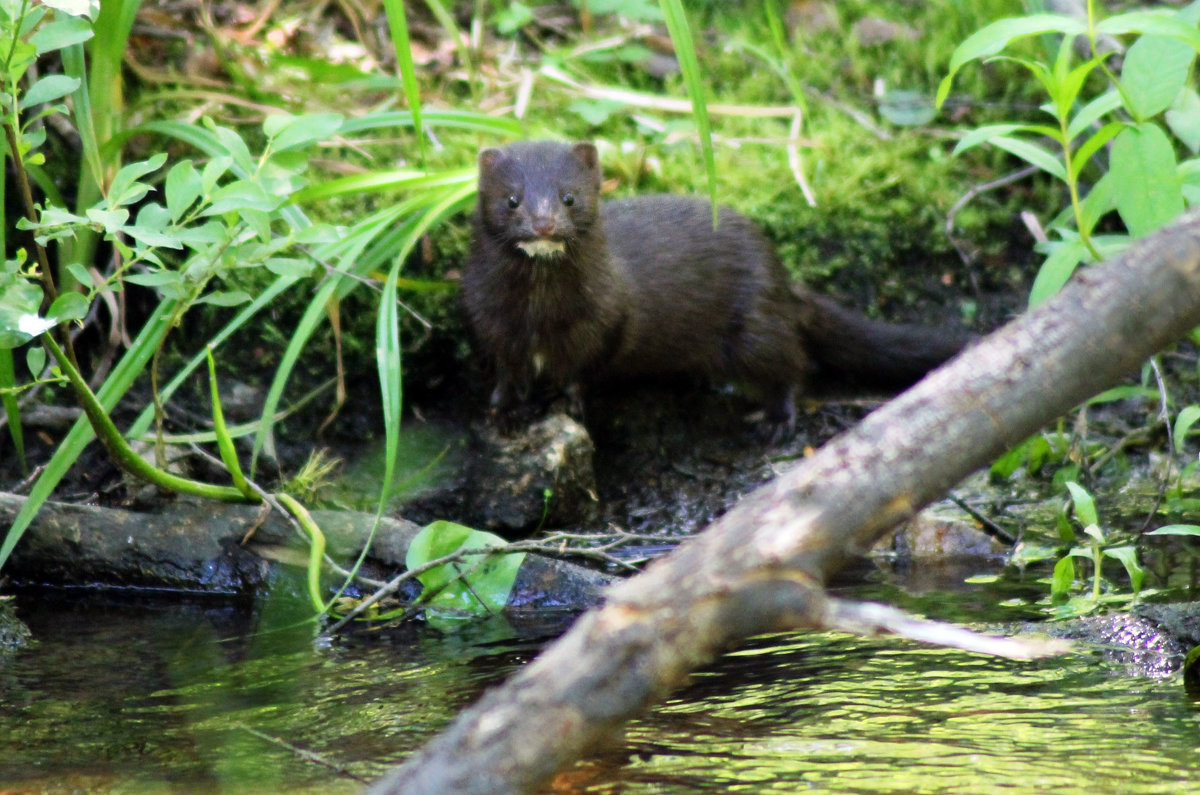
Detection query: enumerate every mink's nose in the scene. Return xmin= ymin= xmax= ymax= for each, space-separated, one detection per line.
xmin=531 ymin=217 xmax=556 ymax=237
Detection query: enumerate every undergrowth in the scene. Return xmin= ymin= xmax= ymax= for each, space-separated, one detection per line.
xmin=5 ymin=0 xmax=1198 ymax=625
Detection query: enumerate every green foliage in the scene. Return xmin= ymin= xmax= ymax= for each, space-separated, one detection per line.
xmin=0 ymin=1 xmax=506 ymax=624
xmin=939 ymin=2 xmax=1200 ymax=306
xmin=1047 ymin=481 xmax=1147 ymax=618
xmin=405 ymin=521 xmax=526 ymax=621
xmin=659 ymin=0 xmax=716 ymax=222
xmin=944 ymin=5 xmax=1200 ymax=616
xmin=1147 ymin=524 xmax=1200 ymax=538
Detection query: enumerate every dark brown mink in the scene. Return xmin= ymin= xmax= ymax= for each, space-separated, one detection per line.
xmin=460 ymin=140 xmax=971 ymax=435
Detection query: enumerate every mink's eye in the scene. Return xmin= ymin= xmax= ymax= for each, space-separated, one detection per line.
xmin=561 ymin=193 xmax=575 ymax=207
xmin=507 ymin=195 xmax=520 ymax=209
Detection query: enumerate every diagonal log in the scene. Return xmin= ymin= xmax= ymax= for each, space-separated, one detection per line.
xmin=366 ymin=210 xmax=1200 ymax=794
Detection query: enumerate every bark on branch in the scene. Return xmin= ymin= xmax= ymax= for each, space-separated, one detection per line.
xmin=366 ymin=209 xmax=1200 ymax=794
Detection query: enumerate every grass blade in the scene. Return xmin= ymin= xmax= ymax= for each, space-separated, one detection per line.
xmin=336 ymin=110 xmax=522 ymax=138
xmin=0 ymin=348 xmax=25 ymax=474
xmin=659 ymin=0 xmax=717 ymax=224
xmin=0 ymin=298 xmax=178 ymax=570
xmin=382 ymin=0 xmax=425 ymax=164
xmin=207 ymin=346 xmax=250 ymax=497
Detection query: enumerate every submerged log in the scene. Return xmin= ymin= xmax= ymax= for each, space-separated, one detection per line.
xmin=366 ymin=210 xmax=1200 ymax=794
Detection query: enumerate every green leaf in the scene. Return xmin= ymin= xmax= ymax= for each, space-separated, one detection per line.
xmin=1071 ymin=122 xmax=1125 ymax=182
xmin=989 ymin=135 xmax=1067 ymax=180
xmin=263 ymin=257 xmax=315 ymax=280
xmin=65 ymin=262 xmax=95 ymax=288
xmin=1066 ymin=90 xmax=1123 ymax=141
xmin=85 ymin=206 xmax=129 ymax=234
xmin=990 ymin=439 xmax=1027 ymax=479
xmin=1096 ymin=11 xmax=1200 ymax=52
xmin=106 ymin=154 xmax=167 ymax=207
xmin=1167 ymin=88 xmax=1200 ymax=154
xmin=1175 ymin=404 xmax=1200 ymax=451
xmin=25 ymin=347 xmax=45 ymax=376
xmin=1051 ymin=555 xmax=1076 ymax=600
xmin=29 ymin=15 xmax=93 ymax=55
xmin=123 ymin=223 xmax=183 ymax=249
xmin=265 ymin=112 xmax=344 ymax=152
xmin=289 ymin=167 xmax=474 ymax=204
xmin=124 ymin=270 xmax=183 ymax=288
xmin=1078 ymin=171 xmax=1117 ymax=237
xmin=195 ymin=290 xmax=251 ymax=307
xmin=496 ymin=1 xmax=534 ymax=34
xmin=405 ymin=521 xmax=526 ymax=617
xmin=1104 ymin=546 xmax=1145 ymax=594
xmin=1029 ymin=240 xmax=1087 ymax=307
xmin=202 ymin=181 xmax=282 ymax=215
xmin=952 ymin=123 xmax=1058 ymax=154
xmin=1121 ymin=34 xmax=1195 ymax=121
xmin=174 ymin=221 xmax=227 ymax=249
xmin=937 ymin=14 xmax=1087 ymax=107
xmin=40 ymin=0 xmax=97 ymax=17
xmin=165 ymin=160 xmax=203 ymax=222
xmin=19 ymin=74 xmax=80 ymax=109
xmin=0 ymin=280 xmax=45 ymax=348
xmin=1087 ymin=385 xmax=1157 ymax=404
xmin=1147 ymin=524 xmax=1200 ymax=536
xmin=1065 ymin=481 xmax=1098 ymax=527
xmin=1052 ymin=50 xmax=1105 ymax=121
xmin=1110 ymin=123 xmax=1185 ymax=237
xmin=201 ymin=155 xmax=233 ymax=194
xmin=47 ymin=291 xmax=89 ymax=323
xmin=205 ymin=120 xmax=256 ymax=175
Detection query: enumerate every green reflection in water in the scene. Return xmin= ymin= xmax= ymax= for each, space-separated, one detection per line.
xmin=2 ymin=590 xmax=1199 ymax=793
xmin=599 ymin=633 xmax=1200 ymax=793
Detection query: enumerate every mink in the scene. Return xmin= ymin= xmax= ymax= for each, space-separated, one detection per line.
xmin=460 ymin=140 xmax=970 ymax=436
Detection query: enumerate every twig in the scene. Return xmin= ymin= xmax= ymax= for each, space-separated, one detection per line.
xmin=787 ymin=110 xmax=817 ymax=207
xmin=236 ymin=724 xmax=369 ymax=784
xmin=944 ymin=165 xmax=1039 ymax=267
xmin=820 ymin=597 xmax=1072 ymax=659
xmin=1138 ymin=357 xmax=1172 ymax=533
xmin=946 ymin=494 xmax=1017 ymax=546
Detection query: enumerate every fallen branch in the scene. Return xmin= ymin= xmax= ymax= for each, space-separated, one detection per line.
xmin=366 ymin=210 xmax=1200 ymax=794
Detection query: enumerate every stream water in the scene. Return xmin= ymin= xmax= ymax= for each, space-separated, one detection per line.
xmin=2 ymin=575 xmax=1199 ymax=794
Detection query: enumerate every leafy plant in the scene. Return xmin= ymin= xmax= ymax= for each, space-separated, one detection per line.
xmin=404 ymin=520 xmax=526 ymax=622
xmin=938 ymin=2 xmax=1200 ymax=305
xmin=0 ymin=2 xmax=516 ymax=623
xmin=0 ymin=0 xmax=342 ymax=607
xmin=1048 ymin=481 xmax=1147 ymax=617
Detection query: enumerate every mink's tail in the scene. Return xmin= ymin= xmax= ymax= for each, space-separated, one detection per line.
xmin=797 ymin=292 xmax=974 ymax=395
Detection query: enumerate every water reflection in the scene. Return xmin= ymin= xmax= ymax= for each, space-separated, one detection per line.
xmin=2 ymin=589 xmax=1198 ymax=793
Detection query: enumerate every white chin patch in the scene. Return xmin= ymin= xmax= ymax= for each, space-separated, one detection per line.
xmin=517 ymin=239 xmax=566 ymax=258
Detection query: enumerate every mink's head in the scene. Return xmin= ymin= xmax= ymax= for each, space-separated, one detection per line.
xmin=476 ymin=141 xmax=602 ymax=259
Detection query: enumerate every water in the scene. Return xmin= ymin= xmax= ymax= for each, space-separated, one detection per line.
xmin=2 ymin=583 xmax=1199 ymax=793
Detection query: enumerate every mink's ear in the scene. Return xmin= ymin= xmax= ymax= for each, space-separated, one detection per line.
xmin=478 ymin=148 xmax=504 ymax=173
xmin=571 ymin=142 xmax=599 ymax=170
